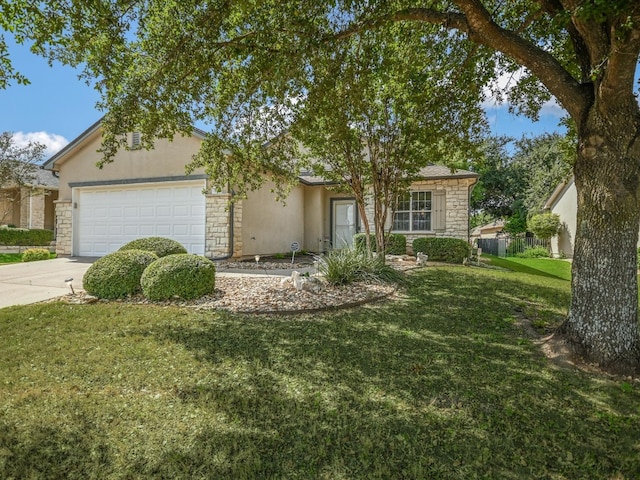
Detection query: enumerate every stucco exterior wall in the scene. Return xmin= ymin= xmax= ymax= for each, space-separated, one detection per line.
xmin=549 ymin=180 xmax=577 ymax=258
xmin=303 ymin=186 xmax=325 ymax=253
xmin=241 ymin=181 xmax=306 ymax=256
xmin=0 ymin=188 xmax=20 ymax=226
xmin=54 ymin=130 xmax=206 ymax=200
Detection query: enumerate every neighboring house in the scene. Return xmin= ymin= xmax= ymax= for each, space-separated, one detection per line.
xmin=544 ymin=177 xmax=577 ymax=258
xmin=43 ymin=119 xmax=478 ymax=258
xmin=470 ymin=219 xmax=505 ymax=241
xmin=0 ymin=167 xmax=59 ymax=230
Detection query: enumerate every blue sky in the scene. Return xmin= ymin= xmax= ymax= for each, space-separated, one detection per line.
xmin=0 ymin=39 xmax=571 ymax=160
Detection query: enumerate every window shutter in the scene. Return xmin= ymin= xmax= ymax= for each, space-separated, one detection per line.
xmin=131 ymin=132 xmax=141 ymax=149
xmin=434 ymin=190 xmax=446 ymax=232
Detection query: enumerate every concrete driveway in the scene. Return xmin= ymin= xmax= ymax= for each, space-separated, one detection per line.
xmin=0 ymin=257 xmax=95 ymax=309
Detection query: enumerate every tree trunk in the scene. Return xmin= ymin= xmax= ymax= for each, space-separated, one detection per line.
xmin=559 ymin=103 xmax=640 ymax=374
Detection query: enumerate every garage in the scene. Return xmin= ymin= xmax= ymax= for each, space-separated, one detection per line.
xmin=74 ymin=181 xmax=206 ymax=256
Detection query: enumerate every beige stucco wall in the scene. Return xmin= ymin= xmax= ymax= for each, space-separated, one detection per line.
xmin=241 ymin=181 xmax=306 ymax=256
xmin=549 ymin=180 xmax=577 ymax=258
xmin=53 ymin=130 xmax=206 ymax=200
xmin=0 ymin=188 xmax=20 ymax=226
xmin=303 ymin=186 xmax=326 ymax=253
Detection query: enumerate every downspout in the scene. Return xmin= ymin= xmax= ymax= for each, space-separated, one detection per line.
xmin=208 ymin=189 xmax=235 ymax=261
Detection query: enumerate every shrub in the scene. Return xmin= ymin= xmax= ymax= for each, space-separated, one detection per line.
xmin=83 ymin=250 xmax=158 ymax=299
xmin=141 ymin=254 xmax=216 ymax=301
xmin=412 ymin=237 xmax=471 ymax=264
xmin=119 ymin=237 xmax=187 ymax=257
xmin=528 ymin=213 xmax=561 ymax=240
xmin=637 ymin=247 xmax=640 ymax=269
xmin=353 ymin=233 xmax=407 ymax=255
xmin=318 ymin=247 xmax=404 ymax=286
xmin=22 ymin=248 xmax=51 ymax=262
xmin=0 ymin=227 xmax=54 ymax=246
xmin=516 ymin=246 xmax=551 ymax=258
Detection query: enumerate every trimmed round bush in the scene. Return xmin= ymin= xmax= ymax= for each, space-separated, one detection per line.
xmin=412 ymin=237 xmax=471 ymax=264
xmin=83 ymin=249 xmax=159 ymax=299
xmin=119 ymin=237 xmax=187 ymax=257
xmin=22 ymin=248 xmax=51 ymax=262
xmin=141 ymin=254 xmax=215 ymax=301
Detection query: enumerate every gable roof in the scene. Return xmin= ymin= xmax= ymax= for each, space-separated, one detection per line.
xmin=298 ymin=164 xmax=478 ymax=186
xmin=29 ymin=167 xmax=59 ymax=189
xmin=543 ymin=176 xmax=575 ymax=210
xmin=42 ymin=117 xmax=209 ymax=171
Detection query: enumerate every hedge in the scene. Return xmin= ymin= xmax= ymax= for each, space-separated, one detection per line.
xmin=353 ymin=233 xmax=407 ymax=255
xmin=0 ymin=228 xmax=54 ymax=246
xmin=83 ymin=249 xmax=159 ymax=299
xmin=22 ymin=248 xmax=52 ymax=262
xmin=141 ymin=254 xmax=216 ymax=301
xmin=119 ymin=237 xmax=187 ymax=257
xmin=412 ymin=237 xmax=471 ymax=264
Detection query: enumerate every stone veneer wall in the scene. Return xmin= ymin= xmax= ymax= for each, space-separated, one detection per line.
xmin=54 ymin=200 xmax=72 ymax=255
xmin=205 ymin=194 xmax=243 ymax=259
xmin=362 ymin=178 xmax=475 ymax=250
xmin=18 ymin=187 xmax=46 ymax=230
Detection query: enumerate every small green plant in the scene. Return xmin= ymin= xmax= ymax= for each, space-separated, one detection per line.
xmin=319 ymin=247 xmax=404 ymax=285
xmin=83 ymin=249 xmax=159 ymax=299
xmin=119 ymin=237 xmax=187 ymax=257
xmin=516 ymin=246 xmax=550 ymax=258
xmin=353 ymin=233 xmax=407 ymax=255
xmin=21 ymin=248 xmax=51 ymax=262
xmin=141 ymin=254 xmax=215 ymax=301
xmin=272 ymin=253 xmax=287 ymax=259
xmin=412 ymin=237 xmax=470 ymax=264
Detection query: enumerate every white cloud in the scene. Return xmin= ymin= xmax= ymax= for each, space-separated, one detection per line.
xmin=482 ymin=68 xmax=566 ymax=118
xmin=11 ymin=131 xmax=69 ymax=159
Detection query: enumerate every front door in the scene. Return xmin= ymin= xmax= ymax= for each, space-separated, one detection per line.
xmin=332 ymin=199 xmax=357 ymax=249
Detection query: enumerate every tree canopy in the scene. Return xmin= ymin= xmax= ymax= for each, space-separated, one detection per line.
xmin=2 ymin=0 xmax=640 ymax=372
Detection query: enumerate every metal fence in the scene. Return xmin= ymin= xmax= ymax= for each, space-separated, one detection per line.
xmin=477 ymin=236 xmax=550 ymax=258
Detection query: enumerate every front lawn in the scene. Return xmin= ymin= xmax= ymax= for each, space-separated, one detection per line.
xmin=0 ymin=252 xmax=56 ymax=265
xmin=484 ymin=254 xmax=572 ymax=281
xmin=0 ymin=266 xmax=637 ymax=478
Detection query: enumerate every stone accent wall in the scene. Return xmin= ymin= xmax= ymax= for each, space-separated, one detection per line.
xmin=54 ymin=200 xmax=73 ymax=255
xmin=361 ymin=177 xmax=475 ymax=251
xmin=29 ymin=189 xmax=46 ymax=230
xmin=205 ymin=194 xmax=244 ymax=259
xmin=19 ymin=187 xmax=30 ymax=229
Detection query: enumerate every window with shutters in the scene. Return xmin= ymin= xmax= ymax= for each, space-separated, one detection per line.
xmin=392 ymin=191 xmax=432 ymax=232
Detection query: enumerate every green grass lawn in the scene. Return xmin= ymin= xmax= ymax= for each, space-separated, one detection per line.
xmin=0 ymin=252 xmax=56 ymax=264
xmin=0 ymin=253 xmax=24 ymax=264
xmin=0 ymin=266 xmax=638 ymax=479
xmin=484 ymin=254 xmax=572 ymax=281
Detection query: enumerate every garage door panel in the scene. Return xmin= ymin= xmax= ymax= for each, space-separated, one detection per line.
xmin=76 ymin=182 xmax=206 ymax=256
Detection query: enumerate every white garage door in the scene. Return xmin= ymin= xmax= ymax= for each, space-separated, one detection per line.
xmin=75 ymin=181 xmax=206 ymax=256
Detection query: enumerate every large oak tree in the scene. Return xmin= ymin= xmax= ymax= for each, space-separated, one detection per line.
xmin=2 ymin=0 xmax=639 ymax=372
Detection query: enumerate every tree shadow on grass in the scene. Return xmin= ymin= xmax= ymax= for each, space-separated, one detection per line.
xmin=1 ymin=267 xmax=638 ymax=479
xmin=139 ymin=268 xmax=639 ymax=478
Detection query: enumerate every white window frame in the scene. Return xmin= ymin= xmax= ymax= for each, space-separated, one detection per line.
xmin=392 ymin=190 xmax=433 ymax=232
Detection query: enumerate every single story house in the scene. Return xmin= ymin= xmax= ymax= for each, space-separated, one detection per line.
xmin=544 ymin=177 xmax=640 ymax=258
xmin=0 ymin=166 xmax=59 ymax=230
xmin=43 ymin=119 xmax=478 ymax=258
xmin=470 ymin=219 xmax=506 ymax=241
